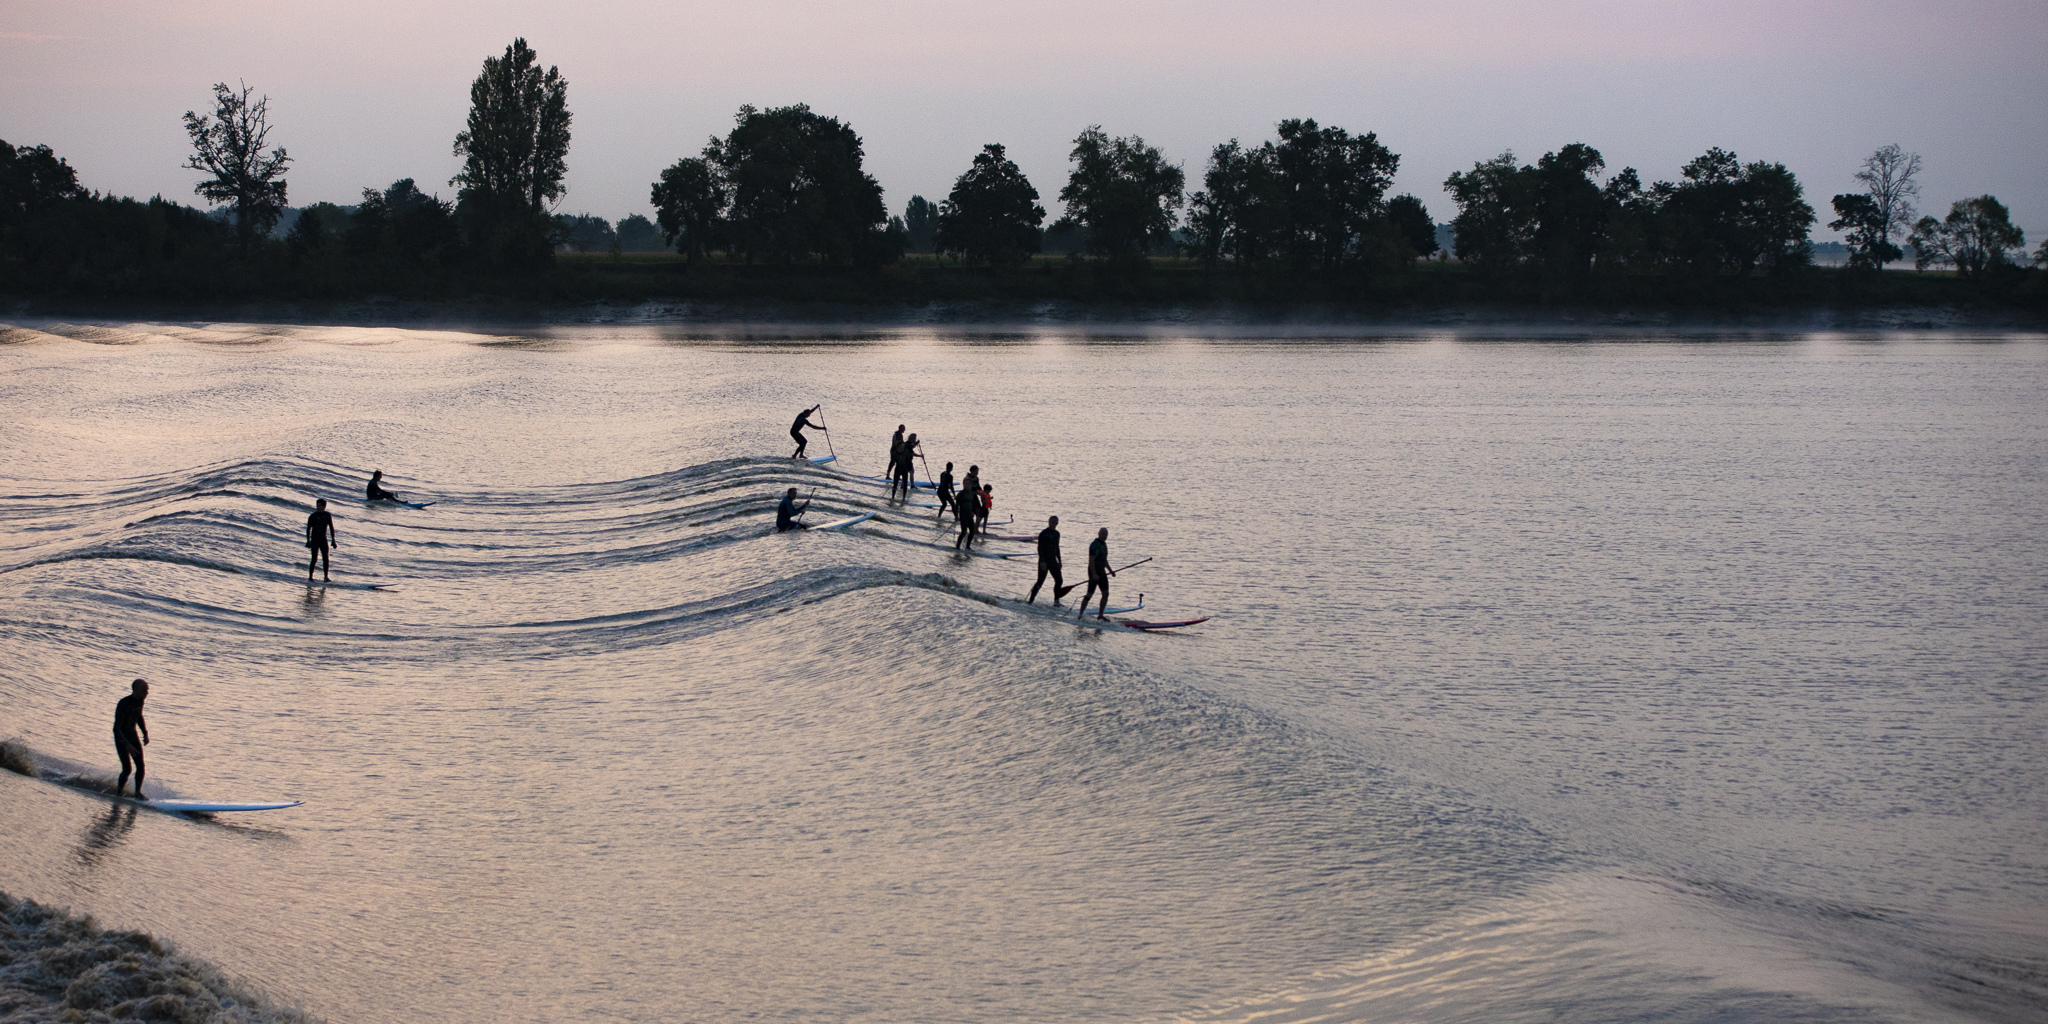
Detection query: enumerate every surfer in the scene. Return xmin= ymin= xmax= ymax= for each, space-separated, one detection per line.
xmin=1076 ymin=527 xmax=1117 ymax=620
xmin=790 ymin=404 xmax=822 ymax=459
xmin=365 ymin=470 xmax=400 ymax=503
xmin=886 ymin=425 xmax=905 ymax=485
xmin=890 ymin=430 xmax=921 ymax=502
xmin=1026 ymin=515 xmax=1072 ymax=605
xmin=777 ymin=487 xmax=811 ymax=532
xmin=113 ymin=678 xmax=149 ymax=799
xmin=976 ymin=484 xmax=994 ymax=539
xmin=305 ymin=498 xmax=337 ymax=582
xmin=936 ymin=462 xmax=956 ymax=522
xmin=954 ymin=466 xmax=981 ymax=548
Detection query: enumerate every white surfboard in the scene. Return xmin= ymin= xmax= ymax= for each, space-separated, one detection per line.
xmin=807 ymin=454 xmax=837 ymax=465
xmin=805 ymin=512 xmax=876 ymax=531
xmin=133 ymin=798 xmax=303 ymax=814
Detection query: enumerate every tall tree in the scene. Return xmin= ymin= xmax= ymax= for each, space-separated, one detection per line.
xmin=1908 ymin=195 xmax=2027 ymax=279
xmin=1185 ymin=139 xmax=1285 ymax=266
xmin=452 ymin=38 xmax=571 ymax=266
xmin=1828 ymin=194 xmax=1900 ymax=269
xmin=935 ymin=144 xmax=1044 ymax=265
xmin=1383 ymin=194 xmax=1438 ymax=261
xmin=1444 ymin=152 xmax=1533 ymax=276
xmin=1658 ymin=148 xmax=1814 ymax=276
xmin=1059 ymin=127 xmax=1184 ymax=263
xmin=703 ymin=104 xmax=892 ymax=264
xmin=1269 ymin=119 xmax=1399 ymax=273
xmin=1853 ymin=144 xmax=1920 ymax=267
xmin=182 ymin=82 xmax=290 ymax=248
xmin=650 ymin=156 xmax=725 ymax=262
xmin=1529 ymin=144 xmax=1607 ymax=286
xmin=903 ymin=196 xmax=940 ymax=253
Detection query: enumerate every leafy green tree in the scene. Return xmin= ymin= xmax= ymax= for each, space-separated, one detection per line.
xmin=451 ymin=38 xmax=571 ymax=267
xmin=903 ymin=196 xmax=940 ymax=253
xmin=1186 ymin=139 xmax=1285 ymax=266
xmin=615 ymin=213 xmax=664 ymax=252
xmin=2036 ymin=237 xmax=2048 ymax=269
xmin=1384 ymin=194 xmax=1438 ymax=261
xmin=649 ymin=156 xmax=725 ymax=262
xmin=1828 ymin=194 xmax=1901 ymax=269
xmin=182 ymin=82 xmax=290 ymax=248
xmin=1444 ymin=152 xmax=1532 ymax=276
xmin=1657 ymin=148 xmax=1813 ymax=276
xmin=1852 ymin=144 xmax=1919 ymax=266
xmin=1059 ymin=127 xmax=1184 ymax=262
xmin=1269 ymin=119 xmax=1399 ymax=273
xmin=703 ymin=104 xmax=892 ymax=264
xmin=285 ymin=206 xmax=328 ymax=255
xmin=934 ymin=144 xmax=1044 ymax=265
xmin=1908 ymin=195 xmax=2027 ymax=279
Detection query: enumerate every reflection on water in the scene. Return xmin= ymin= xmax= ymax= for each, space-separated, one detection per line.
xmin=0 ymin=323 xmax=2042 ymax=1024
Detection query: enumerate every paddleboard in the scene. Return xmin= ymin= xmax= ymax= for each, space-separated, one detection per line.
xmin=135 ymin=798 xmax=304 ymax=814
xmin=1117 ymin=617 xmax=1209 ymax=631
xmin=368 ymin=499 xmax=434 ymax=509
xmin=807 ymin=455 xmax=837 ymax=465
xmin=805 ymin=512 xmax=877 ymax=531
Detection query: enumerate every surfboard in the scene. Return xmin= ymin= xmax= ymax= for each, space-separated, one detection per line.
xmin=135 ymin=798 xmax=304 ymax=814
xmin=1117 ymin=617 xmax=1209 ymax=631
xmin=805 ymin=512 xmax=877 ymax=531
xmin=367 ymin=499 xmax=433 ymax=509
xmin=807 ymin=455 xmax=837 ymax=465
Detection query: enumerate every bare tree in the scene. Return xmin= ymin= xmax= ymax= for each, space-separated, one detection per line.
xmin=183 ymin=82 xmax=290 ymax=248
xmin=1852 ymin=144 xmax=1919 ymax=265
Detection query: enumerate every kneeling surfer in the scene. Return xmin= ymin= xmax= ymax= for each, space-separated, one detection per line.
xmin=777 ymin=487 xmax=811 ymax=532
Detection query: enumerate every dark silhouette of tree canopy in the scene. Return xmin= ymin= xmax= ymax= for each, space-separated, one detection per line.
xmin=1445 ymin=152 xmax=1532 ymax=276
xmin=1829 ymin=193 xmax=1901 ymax=269
xmin=1909 ymin=195 xmax=2027 ymax=279
xmin=903 ymin=195 xmax=940 ymax=253
xmin=1853 ymin=144 xmax=1920 ymax=266
xmin=1060 ymin=127 xmax=1184 ymax=262
xmin=182 ymin=82 xmax=290 ymax=248
xmin=349 ymin=178 xmax=459 ymax=270
xmin=615 ymin=213 xmax=663 ymax=252
xmin=1 ymin=141 xmax=87 ymax=219
xmin=702 ymin=104 xmax=892 ymax=264
xmin=1384 ymin=194 xmax=1438 ymax=261
xmin=556 ymin=213 xmax=614 ymax=253
xmin=1184 ymin=120 xmax=1397 ymax=274
xmin=452 ymin=38 xmax=570 ymax=266
xmin=649 ymin=156 xmax=725 ymax=262
xmin=1186 ymin=139 xmax=1286 ymax=266
xmin=1528 ymin=144 xmax=1608 ymax=286
xmin=935 ymin=144 xmax=1044 ymax=265
xmin=1655 ymin=148 xmax=1814 ymax=276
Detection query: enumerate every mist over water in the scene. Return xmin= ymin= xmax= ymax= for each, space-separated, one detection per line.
xmin=1 ymin=321 xmax=2043 ymax=1023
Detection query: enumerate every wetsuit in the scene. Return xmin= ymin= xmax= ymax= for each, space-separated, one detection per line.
xmin=113 ymin=692 xmax=147 ymax=797
xmin=1027 ymin=524 xmax=1063 ymax=603
xmin=366 ymin=479 xmax=397 ymax=502
xmin=954 ymin=470 xmax=980 ymax=548
xmin=306 ymin=507 xmax=336 ymax=579
xmin=777 ymin=492 xmax=810 ymax=532
xmin=936 ymin=469 xmax=955 ymax=520
xmin=790 ymin=409 xmax=818 ymax=458
xmin=1078 ymin=534 xmax=1112 ymax=617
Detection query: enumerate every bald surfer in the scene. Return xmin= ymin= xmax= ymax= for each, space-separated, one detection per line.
xmin=777 ymin=487 xmax=811 ymax=532
xmin=1026 ymin=515 xmax=1075 ymax=606
xmin=365 ymin=470 xmax=400 ymax=503
xmin=1076 ymin=527 xmax=1117 ymax=620
xmin=113 ymin=678 xmax=149 ymax=799
xmin=305 ymin=498 xmax=337 ymax=581
xmin=790 ymin=404 xmax=823 ymax=459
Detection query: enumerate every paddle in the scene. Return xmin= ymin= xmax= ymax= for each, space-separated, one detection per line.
xmin=818 ymin=410 xmax=836 ymax=462
xmin=1111 ymin=557 xmax=1153 ymax=574
xmin=796 ymin=488 xmax=816 ymax=524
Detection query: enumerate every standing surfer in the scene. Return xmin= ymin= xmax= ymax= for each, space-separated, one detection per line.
xmin=113 ymin=678 xmax=149 ymax=799
xmin=954 ymin=466 xmax=981 ymax=549
xmin=777 ymin=487 xmax=811 ymax=532
xmin=1076 ymin=527 xmax=1117 ymax=620
xmin=890 ymin=430 xmax=922 ymax=502
xmin=306 ymin=498 xmax=337 ymax=582
xmin=1026 ymin=515 xmax=1072 ymax=606
xmin=790 ymin=405 xmax=823 ymax=459
xmin=936 ymin=462 xmax=956 ymax=522
xmin=366 ymin=470 xmax=400 ymax=503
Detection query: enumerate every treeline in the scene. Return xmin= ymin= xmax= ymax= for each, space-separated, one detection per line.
xmin=3 ymin=36 xmax=2044 ymax=307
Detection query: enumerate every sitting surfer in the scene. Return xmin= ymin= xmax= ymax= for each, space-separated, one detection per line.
xmin=306 ymin=498 xmax=337 ymax=581
xmin=777 ymin=487 xmax=810 ymax=532
xmin=113 ymin=678 xmax=149 ymax=799
xmin=1076 ymin=527 xmax=1117 ymax=620
xmin=1027 ymin=515 xmax=1074 ymax=606
xmin=366 ymin=470 xmax=400 ymax=503
xmin=790 ymin=405 xmax=822 ymax=459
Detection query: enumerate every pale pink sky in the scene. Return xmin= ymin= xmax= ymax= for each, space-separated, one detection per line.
xmin=4 ymin=0 xmax=2044 ymax=237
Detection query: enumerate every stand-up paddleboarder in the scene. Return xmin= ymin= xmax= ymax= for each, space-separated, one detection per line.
xmin=975 ymin=484 xmax=994 ymax=539
xmin=1027 ymin=515 xmax=1074 ymax=605
xmin=936 ymin=462 xmax=956 ymax=521
xmin=892 ymin=433 xmax=923 ymax=501
xmin=777 ymin=487 xmax=811 ymax=532
xmin=790 ymin=405 xmax=823 ymax=459
xmin=365 ymin=470 xmax=401 ymax=502
xmin=1076 ymin=527 xmax=1117 ymax=620
xmin=887 ymin=425 xmax=905 ymax=483
xmin=113 ymin=678 xmax=149 ymax=799
xmin=306 ymin=498 xmax=337 ymax=582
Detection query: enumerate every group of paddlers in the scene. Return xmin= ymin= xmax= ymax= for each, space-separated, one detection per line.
xmin=789 ymin=407 xmax=1122 ymax=619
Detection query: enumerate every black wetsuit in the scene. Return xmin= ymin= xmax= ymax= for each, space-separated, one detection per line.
xmin=1078 ymin=535 xmax=1112 ymax=616
xmin=777 ymin=493 xmax=809 ymax=532
xmin=113 ymin=692 xmax=147 ymax=795
xmin=1028 ymin=525 xmax=1064 ymax=603
xmin=791 ymin=410 xmax=817 ymax=457
xmin=366 ymin=479 xmax=397 ymax=502
xmin=306 ymin=508 xmax=336 ymax=577
xmin=954 ymin=471 xmax=980 ymax=548
xmin=936 ymin=470 xmax=955 ymax=520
